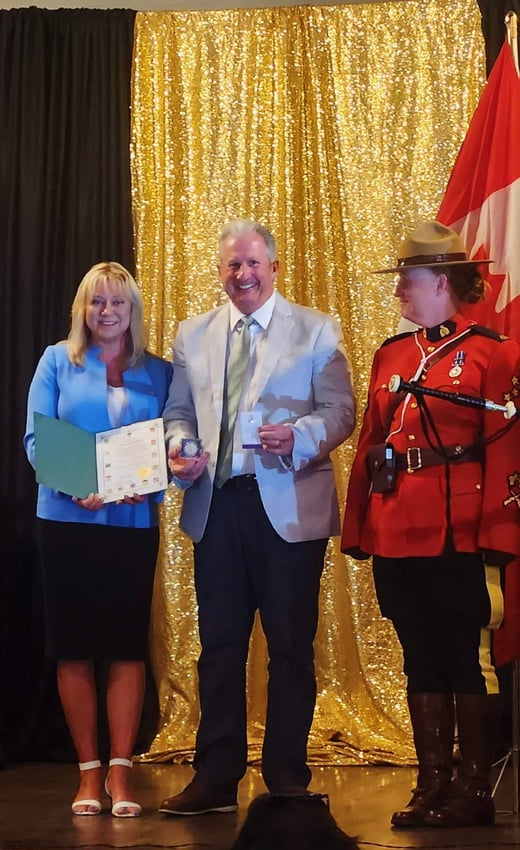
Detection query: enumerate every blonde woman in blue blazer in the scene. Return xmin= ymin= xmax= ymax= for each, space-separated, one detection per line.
xmin=24 ymin=262 xmax=172 ymax=818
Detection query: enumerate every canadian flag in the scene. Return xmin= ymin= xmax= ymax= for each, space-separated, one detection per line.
xmin=437 ymin=39 xmax=520 ymax=666
xmin=438 ymin=40 xmax=520 ymax=339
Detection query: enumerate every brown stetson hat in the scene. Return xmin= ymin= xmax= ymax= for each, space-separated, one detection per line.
xmin=373 ymin=220 xmax=493 ymax=274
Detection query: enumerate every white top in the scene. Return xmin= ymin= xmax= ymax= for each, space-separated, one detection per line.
xmin=107 ymin=385 xmax=128 ymax=429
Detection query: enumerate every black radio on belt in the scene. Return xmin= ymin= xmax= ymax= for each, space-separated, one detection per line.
xmin=368 ymin=442 xmax=396 ymax=493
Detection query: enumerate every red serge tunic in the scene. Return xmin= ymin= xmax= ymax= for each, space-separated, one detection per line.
xmin=341 ymin=315 xmax=520 ymax=566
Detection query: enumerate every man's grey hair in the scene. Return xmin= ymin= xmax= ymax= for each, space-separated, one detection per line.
xmin=219 ymin=219 xmax=277 ymax=263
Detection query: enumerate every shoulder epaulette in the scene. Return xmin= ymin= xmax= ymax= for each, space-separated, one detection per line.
xmin=381 ymin=331 xmax=415 ymax=348
xmin=469 ymin=325 xmax=507 ymax=342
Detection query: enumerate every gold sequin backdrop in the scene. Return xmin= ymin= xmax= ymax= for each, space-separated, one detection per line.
xmin=131 ymin=0 xmax=485 ymax=765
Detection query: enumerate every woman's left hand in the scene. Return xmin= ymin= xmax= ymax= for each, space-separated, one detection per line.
xmin=116 ymin=493 xmax=146 ymax=505
xmin=72 ymin=493 xmax=105 ymax=510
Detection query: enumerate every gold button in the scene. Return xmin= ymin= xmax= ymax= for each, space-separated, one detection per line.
xmin=411 ymin=402 xmax=418 ymax=409
xmin=452 ymin=379 xmax=460 ymax=386
xmin=427 ymin=346 xmax=435 ymax=353
xmin=476 ymin=483 xmax=481 ymax=490
xmin=408 ymin=435 xmax=416 ymax=441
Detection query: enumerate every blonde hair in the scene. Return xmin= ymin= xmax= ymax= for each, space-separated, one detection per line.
xmin=67 ymin=262 xmax=148 ymax=366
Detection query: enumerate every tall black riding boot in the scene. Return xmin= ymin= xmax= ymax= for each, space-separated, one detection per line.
xmin=391 ymin=693 xmax=454 ymax=828
xmin=424 ymin=693 xmax=499 ymax=827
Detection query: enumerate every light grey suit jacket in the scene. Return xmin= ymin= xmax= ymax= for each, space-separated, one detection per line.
xmin=163 ymin=292 xmax=355 ymax=543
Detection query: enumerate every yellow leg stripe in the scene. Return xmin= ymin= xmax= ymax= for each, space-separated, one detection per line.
xmin=478 ymin=628 xmax=499 ymax=695
xmin=485 ymin=564 xmax=504 ymax=630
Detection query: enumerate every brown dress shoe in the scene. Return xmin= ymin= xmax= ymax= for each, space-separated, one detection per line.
xmin=158 ymin=776 xmax=238 ymax=816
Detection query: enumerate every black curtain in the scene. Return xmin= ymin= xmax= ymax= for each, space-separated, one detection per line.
xmin=0 ymin=8 xmax=137 ymax=764
xmin=478 ymin=0 xmax=520 ymax=74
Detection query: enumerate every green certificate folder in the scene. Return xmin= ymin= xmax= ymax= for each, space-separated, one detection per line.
xmin=34 ymin=413 xmax=168 ymax=502
xmin=34 ymin=412 xmax=98 ymax=498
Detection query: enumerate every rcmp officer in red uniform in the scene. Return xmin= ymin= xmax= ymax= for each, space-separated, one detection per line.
xmin=342 ymin=221 xmax=520 ymax=829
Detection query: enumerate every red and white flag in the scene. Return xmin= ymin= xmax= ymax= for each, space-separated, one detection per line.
xmin=438 ymin=40 xmax=520 ymax=340
xmin=438 ymin=40 xmax=520 ymax=666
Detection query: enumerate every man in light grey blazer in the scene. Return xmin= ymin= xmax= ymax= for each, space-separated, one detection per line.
xmin=159 ymin=220 xmax=355 ymax=816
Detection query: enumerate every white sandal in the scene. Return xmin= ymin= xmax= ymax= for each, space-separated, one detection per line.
xmin=104 ymin=757 xmax=142 ymax=818
xmin=72 ymin=759 xmax=103 ymax=816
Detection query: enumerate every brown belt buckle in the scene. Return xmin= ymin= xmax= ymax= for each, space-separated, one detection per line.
xmin=406 ymin=446 xmax=422 ymax=473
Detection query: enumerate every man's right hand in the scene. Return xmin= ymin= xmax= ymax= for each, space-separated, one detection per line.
xmin=168 ymin=445 xmax=209 ymax=481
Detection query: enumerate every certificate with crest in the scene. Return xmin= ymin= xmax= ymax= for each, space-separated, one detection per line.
xmin=34 ymin=413 xmax=168 ymax=502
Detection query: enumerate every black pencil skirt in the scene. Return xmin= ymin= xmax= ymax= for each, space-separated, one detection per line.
xmin=38 ymin=519 xmax=159 ymax=661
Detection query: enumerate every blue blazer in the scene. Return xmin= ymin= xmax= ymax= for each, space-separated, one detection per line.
xmin=24 ymin=342 xmax=173 ymax=528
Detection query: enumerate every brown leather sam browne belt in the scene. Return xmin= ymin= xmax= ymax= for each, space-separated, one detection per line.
xmin=395 ymin=444 xmax=482 ymax=474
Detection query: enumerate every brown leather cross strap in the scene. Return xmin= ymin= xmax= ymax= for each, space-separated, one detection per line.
xmin=395 ymin=443 xmax=482 ymax=473
xmin=383 ymin=328 xmax=474 ymax=435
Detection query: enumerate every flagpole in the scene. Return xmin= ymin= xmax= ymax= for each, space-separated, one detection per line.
xmin=513 ymin=663 xmax=520 ymax=815
xmin=503 ymin=14 xmax=520 ymax=814
xmin=504 ymin=14 xmax=520 ymax=816
xmin=505 ymin=12 xmax=519 ymax=76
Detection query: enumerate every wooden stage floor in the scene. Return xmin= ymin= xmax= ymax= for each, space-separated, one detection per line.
xmin=1 ymin=761 xmax=520 ymax=849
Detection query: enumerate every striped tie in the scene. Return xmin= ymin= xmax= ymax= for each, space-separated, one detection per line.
xmin=215 ymin=315 xmax=254 ymax=487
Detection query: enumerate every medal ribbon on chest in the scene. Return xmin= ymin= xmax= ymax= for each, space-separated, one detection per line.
xmin=449 ymin=350 xmax=466 ymax=378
